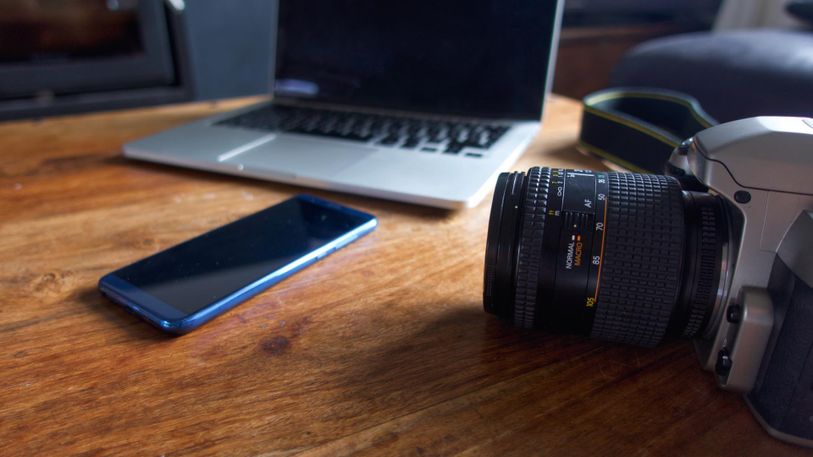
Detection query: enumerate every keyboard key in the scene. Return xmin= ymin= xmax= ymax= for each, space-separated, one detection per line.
xmin=378 ymin=136 xmax=400 ymax=146
xmin=402 ymin=138 xmax=421 ymax=149
xmin=444 ymin=142 xmax=464 ymax=154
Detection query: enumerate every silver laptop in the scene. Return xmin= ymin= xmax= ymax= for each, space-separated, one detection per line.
xmin=124 ymin=1 xmax=562 ymax=209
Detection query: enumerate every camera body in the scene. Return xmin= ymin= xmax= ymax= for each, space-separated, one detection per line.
xmin=669 ymin=117 xmax=813 ymax=445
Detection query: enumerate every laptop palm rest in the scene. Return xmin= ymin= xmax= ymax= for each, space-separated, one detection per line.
xmin=224 ymin=135 xmax=376 ymax=177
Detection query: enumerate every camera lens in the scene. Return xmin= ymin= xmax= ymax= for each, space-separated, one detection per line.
xmin=483 ymin=167 xmax=728 ymax=347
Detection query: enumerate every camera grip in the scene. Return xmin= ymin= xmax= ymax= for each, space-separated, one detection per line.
xmin=747 ymin=257 xmax=813 ymax=445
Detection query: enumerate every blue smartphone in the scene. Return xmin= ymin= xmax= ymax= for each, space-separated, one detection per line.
xmin=99 ymin=195 xmax=377 ymax=334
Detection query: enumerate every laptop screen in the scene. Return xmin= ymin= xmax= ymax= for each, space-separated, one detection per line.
xmin=274 ymin=1 xmax=561 ymax=120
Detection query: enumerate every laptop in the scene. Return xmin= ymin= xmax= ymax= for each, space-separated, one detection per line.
xmin=124 ymin=1 xmax=562 ymax=209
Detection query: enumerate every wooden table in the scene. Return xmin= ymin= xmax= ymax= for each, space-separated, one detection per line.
xmin=1 ymin=96 xmax=805 ymax=456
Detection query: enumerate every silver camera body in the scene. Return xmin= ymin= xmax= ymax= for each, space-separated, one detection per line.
xmin=669 ymin=117 xmax=813 ymax=446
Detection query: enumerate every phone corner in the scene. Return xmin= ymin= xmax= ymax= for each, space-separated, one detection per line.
xmin=97 ymin=273 xmax=114 ymax=289
xmin=160 ymin=317 xmax=198 ymax=335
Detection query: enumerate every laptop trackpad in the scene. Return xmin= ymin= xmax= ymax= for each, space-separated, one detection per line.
xmin=226 ymin=135 xmax=375 ymax=177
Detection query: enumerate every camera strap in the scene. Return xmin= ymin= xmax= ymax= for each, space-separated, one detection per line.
xmin=578 ymin=88 xmax=718 ymax=173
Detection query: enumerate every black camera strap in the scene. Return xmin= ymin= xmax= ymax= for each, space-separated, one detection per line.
xmin=578 ymin=88 xmax=718 ymax=173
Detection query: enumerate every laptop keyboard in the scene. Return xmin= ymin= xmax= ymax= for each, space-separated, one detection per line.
xmin=215 ymin=104 xmax=510 ymax=157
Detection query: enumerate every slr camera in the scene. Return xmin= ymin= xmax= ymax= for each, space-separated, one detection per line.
xmin=483 ymin=117 xmax=813 ymax=446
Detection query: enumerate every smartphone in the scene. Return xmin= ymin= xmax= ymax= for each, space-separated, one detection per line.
xmin=99 ymin=195 xmax=377 ymax=334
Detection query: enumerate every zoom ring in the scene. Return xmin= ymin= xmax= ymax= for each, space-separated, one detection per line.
xmin=513 ymin=167 xmax=550 ymax=328
xmin=590 ymin=173 xmax=685 ymax=347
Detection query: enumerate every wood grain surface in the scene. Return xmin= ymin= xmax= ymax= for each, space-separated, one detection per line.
xmin=0 ymin=96 xmax=806 ymax=456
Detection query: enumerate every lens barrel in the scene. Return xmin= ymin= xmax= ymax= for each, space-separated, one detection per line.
xmin=484 ymin=167 xmax=727 ymax=347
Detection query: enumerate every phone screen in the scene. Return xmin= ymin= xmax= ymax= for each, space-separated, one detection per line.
xmin=109 ymin=196 xmax=374 ymax=316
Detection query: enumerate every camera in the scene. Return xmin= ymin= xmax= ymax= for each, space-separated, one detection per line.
xmin=483 ymin=117 xmax=813 ymax=446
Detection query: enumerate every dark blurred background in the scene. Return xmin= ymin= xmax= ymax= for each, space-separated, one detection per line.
xmin=0 ymin=0 xmax=749 ymax=121
xmin=555 ymin=0 xmax=723 ymax=98
xmin=0 ymin=0 xmax=274 ymax=120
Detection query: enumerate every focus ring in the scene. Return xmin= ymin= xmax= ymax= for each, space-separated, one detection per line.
xmin=590 ymin=173 xmax=685 ymax=347
xmin=513 ymin=167 xmax=550 ymax=328
xmin=682 ymin=203 xmax=721 ymax=338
